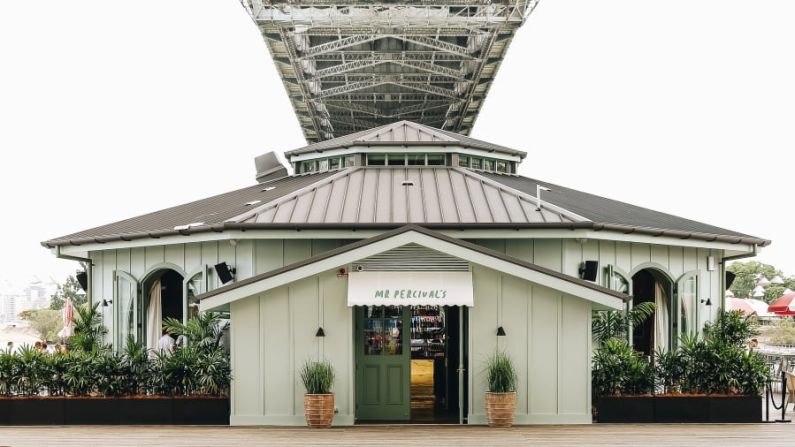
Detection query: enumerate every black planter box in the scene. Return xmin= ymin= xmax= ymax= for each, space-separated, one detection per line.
xmin=596 ymin=396 xmax=655 ymax=423
xmin=595 ymin=395 xmax=762 ymax=423
xmin=173 ymin=397 xmax=230 ymax=425
xmin=0 ymin=396 xmax=229 ymax=425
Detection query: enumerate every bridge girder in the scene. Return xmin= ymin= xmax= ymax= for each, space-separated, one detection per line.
xmin=242 ymin=0 xmax=539 ymax=142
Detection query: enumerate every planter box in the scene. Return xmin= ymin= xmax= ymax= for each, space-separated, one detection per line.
xmin=595 ymin=395 xmax=762 ymax=423
xmin=0 ymin=396 xmax=229 ymax=425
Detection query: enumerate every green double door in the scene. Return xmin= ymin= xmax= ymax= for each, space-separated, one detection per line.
xmin=355 ymin=306 xmax=411 ymax=421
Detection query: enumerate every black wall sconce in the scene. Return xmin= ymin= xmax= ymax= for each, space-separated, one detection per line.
xmin=315 ymin=327 xmax=325 ymax=337
xmin=701 ymin=298 xmax=712 ymax=306
xmin=76 ymin=271 xmax=88 ymax=291
xmin=102 ymin=299 xmax=113 ymax=307
xmin=214 ymin=262 xmax=236 ymax=284
xmin=579 ymin=261 xmax=599 ymax=281
xmin=496 ymin=326 xmax=507 ymax=336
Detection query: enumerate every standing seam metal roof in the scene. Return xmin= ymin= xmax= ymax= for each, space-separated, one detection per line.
xmin=42 ymin=172 xmax=335 ymax=246
xmin=227 ymin=167 xmax=584 ymax=225
xmin=481 ymin=172 xmax=765 ymax=242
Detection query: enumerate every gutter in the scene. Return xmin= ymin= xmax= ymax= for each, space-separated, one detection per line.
xmin=55 ymin=246 xmax=93 ymax=305
xmin=41 ymin=221 xmax=771 ymax=249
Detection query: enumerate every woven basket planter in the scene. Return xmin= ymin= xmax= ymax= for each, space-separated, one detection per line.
xmin=304 ymin=394 xmax=334 ymax=428
xmin=485 ymin=392 xmax=516 ymax=427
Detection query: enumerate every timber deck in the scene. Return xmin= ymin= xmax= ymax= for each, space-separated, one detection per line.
xmin=0 ymin=424 xmax=794 ymax=447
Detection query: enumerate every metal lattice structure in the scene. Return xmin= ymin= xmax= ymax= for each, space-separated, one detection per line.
xmin=241 ymin=0 xmax=539 ymax=142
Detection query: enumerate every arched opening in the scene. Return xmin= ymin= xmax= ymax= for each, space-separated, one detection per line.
xmin=142 ymin=268 xmax=184 ymax=351
xmin=631 ymin=268 xmax=673 ymax=356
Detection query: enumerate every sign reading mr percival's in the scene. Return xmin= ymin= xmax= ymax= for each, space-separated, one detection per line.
xmin=347 ymin=271 xmax=474 ymax=307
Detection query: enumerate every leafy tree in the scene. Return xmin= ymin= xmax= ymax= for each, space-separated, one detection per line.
xmin=727 ymin=261 xmax=795 ymax=303
xmin=49 ymin=274 xmax=87 ymax=310
xmin=18 ymin=309 xmax=62 ymax=342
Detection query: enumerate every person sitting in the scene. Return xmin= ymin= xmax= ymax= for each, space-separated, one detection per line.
xmin=157 ymin=328 xmax=175 ymax=355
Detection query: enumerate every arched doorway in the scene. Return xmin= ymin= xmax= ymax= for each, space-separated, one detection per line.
xmin=142 ymin=268 xmax=184 ymax=351
xmin=631 ymin=268 xmax=673 ymax=356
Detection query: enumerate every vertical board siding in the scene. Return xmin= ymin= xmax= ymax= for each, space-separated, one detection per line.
xmin=230 ymin=297 xmax=260 ymax=417
xmin=290 ymin=277 xmax=320 ymax=414
xmin=262 ymin=287 xmax=290 ymax=415
xmin=469 ymin=265 xmax=499 ymax=418
xmin=559 ymin=296 xmax=589 ymax=414
xmin=530 ymin=287 xmax=559 ymax=415
xmin=500 ymin=275 xmax=529 ymax=414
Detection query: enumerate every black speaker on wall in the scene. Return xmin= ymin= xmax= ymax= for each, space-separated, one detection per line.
xmin=580 ymin=261 xmax=599 ymax=282
xmin=214 ymin=262 xmax=236 ymax=285
xmin=76 ymin=271 xmax=88 ymax=292
xmin=725 ymin=271 xmax=737 ymax=289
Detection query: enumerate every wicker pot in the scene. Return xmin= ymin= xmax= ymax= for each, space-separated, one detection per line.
xmin=304 ymin=394 xmax=334 ymax=428
xmin=485 ymin=392 xmax=516 ymax=428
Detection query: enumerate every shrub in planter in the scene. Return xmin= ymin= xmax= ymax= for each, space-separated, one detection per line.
xmin=484 ymin=351 xmax=517 ymax=428
xmin=300 ymin=360 xmax=335 ymax=428
xmin=592 ymin=338 xmax=653 ymax=397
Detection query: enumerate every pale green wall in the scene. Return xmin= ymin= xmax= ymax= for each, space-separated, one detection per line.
xmin=230 ymin=271 xmax=354 ymax=426
xmin=87 ymin=235 xmax=725 ymax=426
xmin=468 ymin=265 xmax=592 ymax=424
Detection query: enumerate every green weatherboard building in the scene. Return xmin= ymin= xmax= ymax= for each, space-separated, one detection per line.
xmin=43 ymin=121 xmax=769 ymax=425
xmin=42 ymin=0 xmax=769 ymax=427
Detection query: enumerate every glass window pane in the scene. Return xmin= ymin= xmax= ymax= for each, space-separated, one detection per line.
xmin=301 ymin=160 xmax=316 ymax=173
xmin=344 ymin=155 xmax=356 ymax=167
xmin=483 ymin=159 xmax=494 ymax=171
xmin=318 ymin=159 xmax=329 ymax=172
xmin=367 ymin=153 xmax=386 ymax=165
xmin=426 ymin=153 xmax=445 ymax=165
xmin=459 ymin=155 xmax=469 ymax=167
xmin=470 ymin=158 xmax=482 ymax=169
xmin=407 ymin=153 xmax=425 ymax=165
xmin=496 ymin=160 xmax=507 ymax=173
xmin=388 ymin=153 xmax=406 ymax=166
xmin=329 ymin=158 xmax=340 ymax=170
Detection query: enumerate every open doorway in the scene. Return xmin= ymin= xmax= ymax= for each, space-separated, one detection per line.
xmin=143 ymin=269 xmax=184 ymax=351
xmin=631 ymin=269 xmax=673 ymax=356
xmin=410 ymin=306 xmax=461 ymax=423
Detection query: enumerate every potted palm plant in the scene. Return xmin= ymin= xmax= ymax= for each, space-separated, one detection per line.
xmin=300 ymin=360 xmax=335 ymax=428
xmin=484 ymin=351 xmax=517 ymax=427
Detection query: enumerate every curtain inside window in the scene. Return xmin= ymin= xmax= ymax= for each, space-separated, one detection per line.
xmin=146 ymin=279 xmax=162 ymax=352
xmin=654 ymin=282 xmax=669 ymax=353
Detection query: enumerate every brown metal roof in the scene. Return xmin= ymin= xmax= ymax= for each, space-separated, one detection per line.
xmin=228 ymin=167 xmax=584 ymax=225
xmin=196 ymin=224 xmax=631 ymax=303
xmin=42 ymin=172 xmax=335 ymax=247
xmin=480 ymin=172 xmax=770 ymax=247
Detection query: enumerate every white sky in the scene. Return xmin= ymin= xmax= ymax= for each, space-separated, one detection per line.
xmin=1 ymin=1 xmax=793 ymax=286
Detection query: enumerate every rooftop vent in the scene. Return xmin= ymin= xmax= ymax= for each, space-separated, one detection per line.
xmin=401 ymin=180 xmax=415 ymax=186
xmin=254 ymin=151 xmax=289 ymax=183
xmin=244 ymin=200 xmax=261 ymax=206
xmin=173 ymin=222 xmax=205 ymax=231
xmin=261 ymin=186 xmax=276 ymax=192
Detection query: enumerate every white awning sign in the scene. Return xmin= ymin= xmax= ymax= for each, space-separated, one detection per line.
xmin=347 ymin=271 xmax=473 ymax=307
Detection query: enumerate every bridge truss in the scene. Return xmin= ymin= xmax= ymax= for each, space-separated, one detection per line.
xmin=241 ymin=0 xmax=539 ymax=142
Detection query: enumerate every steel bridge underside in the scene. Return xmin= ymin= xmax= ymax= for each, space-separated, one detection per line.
xmin=242 ymin=0 xmax=538 ymax=142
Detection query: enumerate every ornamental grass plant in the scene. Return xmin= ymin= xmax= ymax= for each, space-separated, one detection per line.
xmin=300 ymin=360 xmax=335 ymax=394
xmin=485 ymin=351 xmax=517 ymax=393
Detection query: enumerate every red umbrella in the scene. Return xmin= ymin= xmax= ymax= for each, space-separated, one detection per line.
xmin=727 ymin=297 xmax=756 ymax=315
xmin=768 ymin=292 xmax=795 ymax=316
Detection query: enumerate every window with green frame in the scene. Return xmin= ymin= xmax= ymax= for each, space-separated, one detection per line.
xmin=457 ymin=154 xmax=510 ymax=173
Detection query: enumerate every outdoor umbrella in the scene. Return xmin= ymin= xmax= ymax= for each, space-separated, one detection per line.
xmin=767 ymin=292 xmax=795 ymax=316
xmin=57 ymin=298 xmax=75 ymax=339
xmin=726 ymin=297 xmax=756 ymax=315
